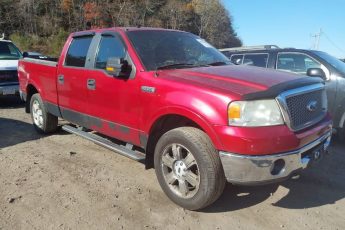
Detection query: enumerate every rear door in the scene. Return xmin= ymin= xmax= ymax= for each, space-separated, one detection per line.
xmin=56 ymin=35 xmax=94 ymax=126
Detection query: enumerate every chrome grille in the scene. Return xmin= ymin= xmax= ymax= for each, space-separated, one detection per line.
xmin=0 ymin=70 xmax=18 ymax=84
xmin=277 ymin=84 xmax=327 ymax=131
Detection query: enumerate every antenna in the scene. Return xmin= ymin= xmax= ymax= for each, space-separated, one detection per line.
xmin=311 ymin=28 xmax=322 ymax=50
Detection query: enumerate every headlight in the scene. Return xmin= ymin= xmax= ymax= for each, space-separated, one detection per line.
xmin=228 ymin=99 xmax=284 ymax=127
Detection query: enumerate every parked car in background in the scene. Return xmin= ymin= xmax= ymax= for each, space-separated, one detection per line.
xmin=220 ymin=45 xmax=345 ymax=139
xmin=0 ymin=37 xmax=22 ymax=97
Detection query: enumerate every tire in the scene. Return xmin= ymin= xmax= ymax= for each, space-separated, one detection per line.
xmin=154 ymin=127 xmax=226 ymax=210
xmin=337 ymin=127 xmax=345 ymax=143
xmin=30 ymin=93 xmax=58 ymax=134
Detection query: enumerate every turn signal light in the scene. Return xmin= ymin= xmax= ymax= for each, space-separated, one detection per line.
xmin=228 ymin=103 xmax=241 ymax=119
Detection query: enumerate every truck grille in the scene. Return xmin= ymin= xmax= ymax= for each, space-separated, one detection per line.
xmin=277 ymin=84 xmax=327 ymax=131
xmin=0 ymin=70 xmax=18 ymax=84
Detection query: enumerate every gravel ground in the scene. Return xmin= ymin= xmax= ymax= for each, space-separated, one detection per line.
xmin=0 ymin=96 xmax=344 ymax=230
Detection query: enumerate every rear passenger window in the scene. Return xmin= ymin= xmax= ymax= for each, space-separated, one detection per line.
xmin=243 ymin=54 xmax=268 ymax=67
xmin=95 ymin=35 xmax=126 ymax=69
xmin=230 ymin=54 xmax=243 ymax=65
xmin=65 ymin=36 xmax=93 ymax=67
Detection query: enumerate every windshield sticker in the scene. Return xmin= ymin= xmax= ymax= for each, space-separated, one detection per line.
xmin=196 ymin=39 xmax=213 ymax=48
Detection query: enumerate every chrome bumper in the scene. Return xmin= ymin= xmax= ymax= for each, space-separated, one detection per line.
xmin=219 ymin=131 xmax=332 ymax=185
xmin=0 ymin=84 xmax=19 ymax=96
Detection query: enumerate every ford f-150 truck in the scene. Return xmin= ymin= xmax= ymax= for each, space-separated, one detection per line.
xmin=18 ymin=27 xmax=332 ymax=210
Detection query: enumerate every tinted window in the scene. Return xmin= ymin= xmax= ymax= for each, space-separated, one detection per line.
xmin=95 ymin=35 xmax=126 ymax=69
xmin=127 ymin=31 xmax=230 ymax=71
xmin=277 ymin=53 xmax=321 ymax=74
xmin=65 ymin=36 xmax=93 ymax=67
xmin=221 ymin=51 xmax=231 ymax=58
xmin=230 ymin=54 xmax=243 ymax=65
xmin=243 ymin=54 xmax=268 ymax=67
xmin=313 ymin=51 xmax=345 ymax=75
xmin=0 ymin=42 xmax=22 ymax=60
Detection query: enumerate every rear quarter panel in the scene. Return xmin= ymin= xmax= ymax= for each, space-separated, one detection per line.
xmin=18 ymin=59 xmax=58 ymax=104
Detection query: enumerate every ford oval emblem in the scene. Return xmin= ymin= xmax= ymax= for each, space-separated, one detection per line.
xmin=307 ymin=101 xmax=318 ymax=112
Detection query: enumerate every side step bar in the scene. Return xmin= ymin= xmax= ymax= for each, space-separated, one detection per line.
xmin=62 ymin=125 xmax=145 ymax=161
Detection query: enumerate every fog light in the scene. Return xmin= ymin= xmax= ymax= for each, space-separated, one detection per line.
xmin=271 ymin=159 xmax=286 ymax=176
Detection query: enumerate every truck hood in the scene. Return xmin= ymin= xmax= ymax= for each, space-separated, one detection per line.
xmin=0 ymin=59 xmax=18 ymax=70
xmin=158 ymin=65 xmax=320 ymax=99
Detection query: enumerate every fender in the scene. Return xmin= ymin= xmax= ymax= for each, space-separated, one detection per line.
xmin=26 ymin=78 xmax=43 ymax=98
xmin=146 ymin=106 xmax=224 ymax=150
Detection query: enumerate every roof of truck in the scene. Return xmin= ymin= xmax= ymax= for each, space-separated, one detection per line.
xmin=70 ymin=27 xmax=186 ymax=37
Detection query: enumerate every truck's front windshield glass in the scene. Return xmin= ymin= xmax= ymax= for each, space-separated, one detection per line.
xmin=127 ymin=30 xmax=231 ymax=71
xmin=0 ymin=42 xmax=22 ymax=60
xmin=313 ymin=51 xmax=345 ymax=75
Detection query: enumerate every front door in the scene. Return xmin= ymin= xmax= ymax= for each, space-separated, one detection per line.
xmin=85 ymin=33 xmax=142 ymax=145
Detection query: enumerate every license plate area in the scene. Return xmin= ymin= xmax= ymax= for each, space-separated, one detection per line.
xmin=2 ymin=88 xmax=16 ymax=95
xmin=301 ymin=137 xmax=330 ymax=164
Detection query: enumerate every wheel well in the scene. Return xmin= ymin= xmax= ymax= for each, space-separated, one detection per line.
xmin=145 ymin=114 xmax=202 ymax=169
xmin=25 ymin=84 xmax=38 ymax=113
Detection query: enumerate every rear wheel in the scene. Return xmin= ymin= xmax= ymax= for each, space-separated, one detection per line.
xmin=30 ymin=93 xmax=58 ymax=133
xmin=154 ymin=127 xmax=225 ymax=210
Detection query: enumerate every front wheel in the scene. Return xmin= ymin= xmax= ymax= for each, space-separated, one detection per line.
xmin=154 ymin=127 xmax=226 ymax=210
xmin=30 ymin=93 xmax=58 ymax=134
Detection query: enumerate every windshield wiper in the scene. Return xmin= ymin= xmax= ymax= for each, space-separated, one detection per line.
xmin=206 ymin=61 xmax=229 ymax=66
xmin=156 ymin=63 xmax=197 ymax=70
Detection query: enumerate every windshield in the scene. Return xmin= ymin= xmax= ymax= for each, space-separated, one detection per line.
xmin=126 ymin=30 xmax=231 ymax=71
xmin=313 ymin=51 xmax=345 ymax=75
xmin=0 ymin=42 xmax=22 ymax=60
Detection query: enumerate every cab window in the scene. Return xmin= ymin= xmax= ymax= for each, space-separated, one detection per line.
xmin=243 ymin=53 xmax=268 ymax=67
xmin=65 ymin=36 xmax=93 ymax=67
xmin=277 ymin=53 xmax=321 ymax=74
xmin=95 ymin=35 xmax=126 ymax=70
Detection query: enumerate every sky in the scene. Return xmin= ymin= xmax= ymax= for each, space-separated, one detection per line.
xmin=223 ymin=0 xmax=345 ymax=58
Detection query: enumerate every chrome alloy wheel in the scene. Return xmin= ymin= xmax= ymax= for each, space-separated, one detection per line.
xmin=161 ymin=143 xmax=200 ymax=198
xmin=32 ymin=100 xmax=44 ymax=128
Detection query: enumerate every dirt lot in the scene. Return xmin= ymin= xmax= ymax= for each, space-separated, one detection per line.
xmin=0 ymin=96 xmax=344 ymax=230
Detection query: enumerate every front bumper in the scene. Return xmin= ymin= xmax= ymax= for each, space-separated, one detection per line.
xmin=0 ymin=84 xmax=19 ymax=96
xmin=219 ymin=131 xmax=332 ymax=185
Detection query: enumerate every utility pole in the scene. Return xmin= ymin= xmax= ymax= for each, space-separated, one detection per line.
xmin=311 ymin=28 xmax=322 ymax=50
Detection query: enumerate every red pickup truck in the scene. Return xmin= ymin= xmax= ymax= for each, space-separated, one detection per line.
xmin=18 ymin=27 xmax=332 ymax=210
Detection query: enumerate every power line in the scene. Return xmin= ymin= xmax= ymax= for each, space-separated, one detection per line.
xmin=322 ymin=31 xmax=345 ymax=55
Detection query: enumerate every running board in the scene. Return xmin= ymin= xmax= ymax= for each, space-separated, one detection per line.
xmin=62 ymin=125 xmax=145 ymax=161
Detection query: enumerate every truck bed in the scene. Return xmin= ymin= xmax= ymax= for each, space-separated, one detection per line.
xmin=18 ymin=58 xmax=58 ymax=105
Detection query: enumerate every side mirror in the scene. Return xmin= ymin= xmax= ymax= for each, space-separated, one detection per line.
xmin=106 ymin=57 xmax=132 ymax=78
xmin=307 ymin=68 xmax=327 ymax=80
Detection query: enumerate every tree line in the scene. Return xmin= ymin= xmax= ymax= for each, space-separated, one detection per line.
xmin=0 ymin=0 xmax=242 ymax=56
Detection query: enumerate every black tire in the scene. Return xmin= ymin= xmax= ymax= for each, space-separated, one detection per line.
xmin=337 ymin=127 xmax=345 ymax=143
xmin=154 ymin=127 xmax=226 ymax=210
xmin=30 ymin=93 xmax=58 ymax=134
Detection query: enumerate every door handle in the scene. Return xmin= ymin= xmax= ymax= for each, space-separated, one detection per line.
xmin=58 ymin=75 xmax=64 ymax=84
xmin=87 ymin=79 xmax=96 ymax=90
